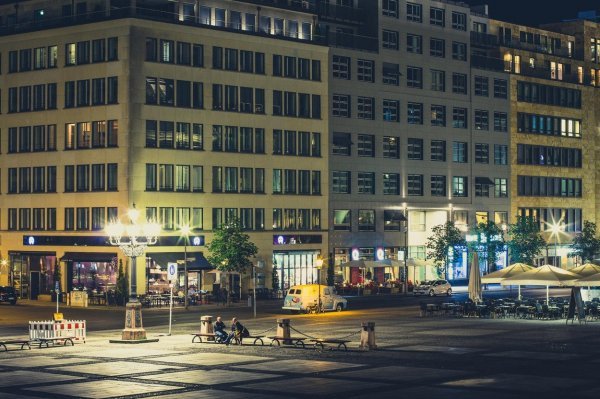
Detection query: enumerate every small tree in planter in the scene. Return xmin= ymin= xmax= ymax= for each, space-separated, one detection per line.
xmin=207 ymin=219 xmax=258 ymax=306
xmin=115 ymin=259 xmax=129 ymax=306
xmin=271 ymin=265 xmax=280 ymax=298
xmin=507 ymin=216 xmax=545 ymax=265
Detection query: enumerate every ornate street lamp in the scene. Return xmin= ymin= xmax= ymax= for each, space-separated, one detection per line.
xmin=106 ymin=205 xmax=160 ymax=341
xmin=315 ymin=257 xmax=324 ymax=313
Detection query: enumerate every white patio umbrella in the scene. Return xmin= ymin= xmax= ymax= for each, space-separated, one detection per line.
xmin=481 ymin=262 xmax=534 ymax=300
xmin=569 ymin=263 xmax=600 ymax=277
xmin=468 ymin=252 xmax=482 ymax=303
xmin=500 ymin=264 xmax=579 ymax=303
xmin=572 ymin=272 xmax=600 ymax=287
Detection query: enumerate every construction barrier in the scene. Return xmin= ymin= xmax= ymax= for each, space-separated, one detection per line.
xmin=29 ymin=320 xmax=86 ymax=343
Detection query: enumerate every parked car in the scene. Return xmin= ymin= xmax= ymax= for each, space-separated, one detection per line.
xmin=0 ymin=286 xmax=17 ymax=305
xmin=282 ymin=284 xmax=348 ymax=313
xmin=413 ymin=280 xmax=452 ymax=297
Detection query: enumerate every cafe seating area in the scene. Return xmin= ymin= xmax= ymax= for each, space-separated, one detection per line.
xmin=420 ymin=297 xmax=600 ymax=321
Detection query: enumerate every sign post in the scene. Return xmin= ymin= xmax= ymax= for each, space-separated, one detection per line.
xmin=167 ymin=262 xmax=178 ymax=335
xmin=55 ymin=281 xmax=60 ymax=314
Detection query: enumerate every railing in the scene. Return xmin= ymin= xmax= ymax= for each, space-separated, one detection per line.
xmin=325 ymin=31 xmax=378 ymax=52
xmin=237 ymin=0 xmax=317 ymax=13
xmin=316 ymin=2 xmax=365 ymax=24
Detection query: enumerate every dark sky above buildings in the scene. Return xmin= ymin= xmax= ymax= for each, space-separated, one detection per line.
xmin=462 ymin=0 xmax=599 ymax=26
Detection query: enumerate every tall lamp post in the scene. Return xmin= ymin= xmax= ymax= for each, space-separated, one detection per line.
xmin=180 ymin=225 xmax=191 ymax=309
xmin=106 ymin=205 xmax=160 ymax=341
xmin=315 ymin=257 xmax=324 ymax=313
xmin=401 ymin=206 xmax=408 ymax=294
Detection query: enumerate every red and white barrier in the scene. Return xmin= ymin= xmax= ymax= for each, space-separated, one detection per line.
xmin=29 ymin=320 xmax=86 ymax=343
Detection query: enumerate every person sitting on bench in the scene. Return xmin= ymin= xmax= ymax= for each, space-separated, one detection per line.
xmin=214 ymin=316 xmax=227 ymax=343
xmin=225 ymin=317 xmax=249 ymax=345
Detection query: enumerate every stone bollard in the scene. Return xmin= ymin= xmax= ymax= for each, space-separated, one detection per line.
xmin=359 ymin=321 xmax=377 ymax=350
xmin=276 ymin=318 xmax=291 ymax=344
xmin=200 ymin=315 xmax=214 ymax=338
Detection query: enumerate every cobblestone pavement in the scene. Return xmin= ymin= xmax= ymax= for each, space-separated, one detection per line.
xmin=2 ymin=314 xmax=600 ymax=399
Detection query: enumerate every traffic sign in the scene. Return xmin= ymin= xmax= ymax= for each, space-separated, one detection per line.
xmin=167 ymin=262 xmax=178 ymax=282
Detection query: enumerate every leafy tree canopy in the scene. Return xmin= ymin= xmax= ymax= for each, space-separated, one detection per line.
xmin=207 ymin=219 xmax=258 ymax=274
xmin=426 ymin=221 xmax=466 ymax=267
xmin=569 ymin=220 xmax=600 ymax=263
xmin=507 ymin=216 xmax=545 ymax=265
xmin=470 ymin=221 xmax=504 ymax=273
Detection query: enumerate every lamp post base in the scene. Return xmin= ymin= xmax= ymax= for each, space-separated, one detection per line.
xmin=109 ymin=301 xmax=158 ymax=343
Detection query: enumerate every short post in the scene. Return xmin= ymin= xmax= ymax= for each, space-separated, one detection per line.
xmin=276 ymin=318 xmax=291 ymax=344
xmin=200 ymin=315 xmax=214 ymax=337
xmin=359 ymin=321 xmax=377 ymax=350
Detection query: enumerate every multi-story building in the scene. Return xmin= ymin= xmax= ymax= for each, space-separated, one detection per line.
xmin=1 ymin=0 xmax=599 ymax=302
xmin=326 ymin=0 xmax=509 ymax=284
xmin=0 ymin=0 xmax=329 ymax=299
xmin=473 ymin=15 xmax=599 ymax=268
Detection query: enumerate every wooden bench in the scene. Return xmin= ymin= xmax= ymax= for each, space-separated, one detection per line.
xmin=267 ymin=336 xmax=307 ymax=348
xmin=192 ymin=333 xmax=218 ymax=343
xmin=240 ymin=335 xmax=265 ymax=346
xmin=310 ymin=338 xmax=350 ymax=352
xmin=33 ymin=337 xmax=75 ymax=349
xmin=0 ymin=339 xmax=31 ymax=352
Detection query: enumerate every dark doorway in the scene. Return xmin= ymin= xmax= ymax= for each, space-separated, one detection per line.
xmin=30 ymin=271 xmax=40 ymax=300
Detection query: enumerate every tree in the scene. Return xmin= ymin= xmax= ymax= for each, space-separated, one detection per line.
xmin=426 ymin=221 xmax=466 ymax=279
xmin=115 ymin=258 xmax=128 ymax=306
xmin=470 ymin=221 xmax=505 ymax=274
xmin=507 ymin=216 xmax=545 ymax=265
xmin=569 ymin=221 xmax=600 ymax=264
xmin=326 ymin=262 xmax=335 ymax=286
xmin=271 ymin=265 xmax=280 ymax=294
xmin=207 ymin=219 xmax=258 ymax=306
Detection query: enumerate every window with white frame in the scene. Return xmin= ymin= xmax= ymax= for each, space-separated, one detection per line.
xmin=357 ymin=97 xmax=374 ymax=119
xmin=407 ymin=138 xmax=423 ymax=160
xmin=452 ymin=11 xmax=467 ymax=30
xmin=383 ymin=99 xmax=400 ymax=122
xmin=430 ymin=38 xmax=445 ymax=57
xmin=383 ymin=136 xmax=400 ymax=158
xmin=408 ymin=174 xmax=424 ymax=196
xmin=475 ymin=143 xmax=489 ymax=163
xmin=431 ymin=175 xmax=446 ymax=196
xmin=407 ymin=33 xmax=422 ymax=53
xmin=382 ymin=0 xmax=399 ymax=18
xmin=431 ymin=69 xmax=445 ymax=91
xmin=452 ymin=107 xmax=467 ymax=128
xmin=474 ymin=110 xmax=489 ymax=130
xmin=452 ymin=73 xmax=467 ymax=94
xmin=382 ymin=62 xmax=400 ymax=85
xmin=495 ymin=178 xmax=508 ymax=197
xmin=474 ymin=76 xmax=489 ymax=96
xmin=382 ymin=30 xmax=399 ymax=50
xmin=452 ymin=141 xmax=468 ymax=163
xmin=357 ymin=134 xmax=375 ymax=157
xmin=430 ymin=140 xmax=446 ymax=161
xmin=407 ymin=66 xmax=423 ymax=88
xmin=407 ymin=102 xmax=423 ymax=124
xmin=357 ymin=172 xmax=375 ymax=194
xmin=406 ymin=2 xmax=422 ymax=22
xmin=494 ymin=144 xmax=508 ymax=165
xmin=332 ymin=170 xmax=351 ymax=193
xmin=431 ymin=104 xmax=446 ymax=126
xmin=357 ymin=59 xmax=374 ymax=82
xmin=430 ymin=7 xmax=445 ymax=26
xmin=332 ymin=55 xmax=351 ymax=79
xmin=383 ymin=173 xmax=400 ymax=195
xmin=332 ymin=94 xmax=351 ymax=117
xmin=452 ymin=176 xmax=468 ymax=197
xmin=494 ymin=112 xmax=508 ymax=132
xmin=452 ymin=41 xmax=467 ymax=61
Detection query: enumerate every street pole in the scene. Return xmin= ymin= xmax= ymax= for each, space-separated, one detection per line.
xmin=184 ymin=238 xmax=188 ymax=309
xmin=253 ymin=264 xmax=257 ymax=318
xmin=403 ymin=207 xmax=408 ymax=294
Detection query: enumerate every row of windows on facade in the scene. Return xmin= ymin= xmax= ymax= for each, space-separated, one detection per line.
xmin=332 ymin=98 xmax=479 ymax=129
xmin=331 ymin=172 xmax=508 ymax=198
xmin=6 ymin=164 xmax=117 ymax=194
xmin=6 ymin=38 xmax=118 ymax=73
xmin=516 ymin=144 xmax=582 ymax=168
xmin=502 ymin=55 xmax=600 ymax=87
xmin=5 ymin=205 xmax=322 ymax=233
xmin=146 ymin=38 xmax=322 ymax=82
xmin=517 ymin=207 xmax=583 ymax=233
xmin=147 ymin=124 xmax=323 ymax=157
xmin=145 ymin=78 xmax=322 ymax=119
xmin=517 ymin=176 xmax=582 ymax=198
xmin=332 ymin=209 xmax=509 ymax=234
xmin=194 ymin=5 xmax=313 ymax=41
xmin=332 ymin=134 xmax=509 ymax=165
xmin=517 ymin=113 xmax=582 ymax=138
xmin=145 ymin=165 xmax=322 ymax=196
xmin=382 ymin=0 xmax=469 ymax=31
xmin=333 ymin=58 xmax=488 ymax=95
xmin=7 ymin=121 xmax=118 ymax=153
xmin=379 ymin=29 xmax=468 ymax=58
xmin=7 ymin=78 xmax=118 ymax=113
xmin=516 ymin=81 xmax=582 ymax=109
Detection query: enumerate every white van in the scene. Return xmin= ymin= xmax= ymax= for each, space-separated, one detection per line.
xmin=282 ymin=284 xmax=348 ymax=313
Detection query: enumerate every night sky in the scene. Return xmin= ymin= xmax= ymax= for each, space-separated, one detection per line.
xmin=461 ymin=0 xmax=599 ymax=26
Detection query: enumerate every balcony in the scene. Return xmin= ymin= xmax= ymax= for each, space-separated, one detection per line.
xmin=325 ymin=30 xmax=377 ymax=52
xmin=236 ymin=0 xmax=317 ymax=14
xmin=317 ymin=2 xmax=365 ymax=25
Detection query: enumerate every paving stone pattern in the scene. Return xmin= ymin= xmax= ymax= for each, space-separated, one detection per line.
xmin=2 ymin=317 xmax=600 ymax=398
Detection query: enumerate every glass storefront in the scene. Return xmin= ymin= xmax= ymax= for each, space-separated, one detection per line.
xmin=9 ymin=252 xmax=56 ymax=299
xmin=71 ymin=261 xmax=117 ymax=292
xmin=273 ymin=250 xmax=320 ymax=291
